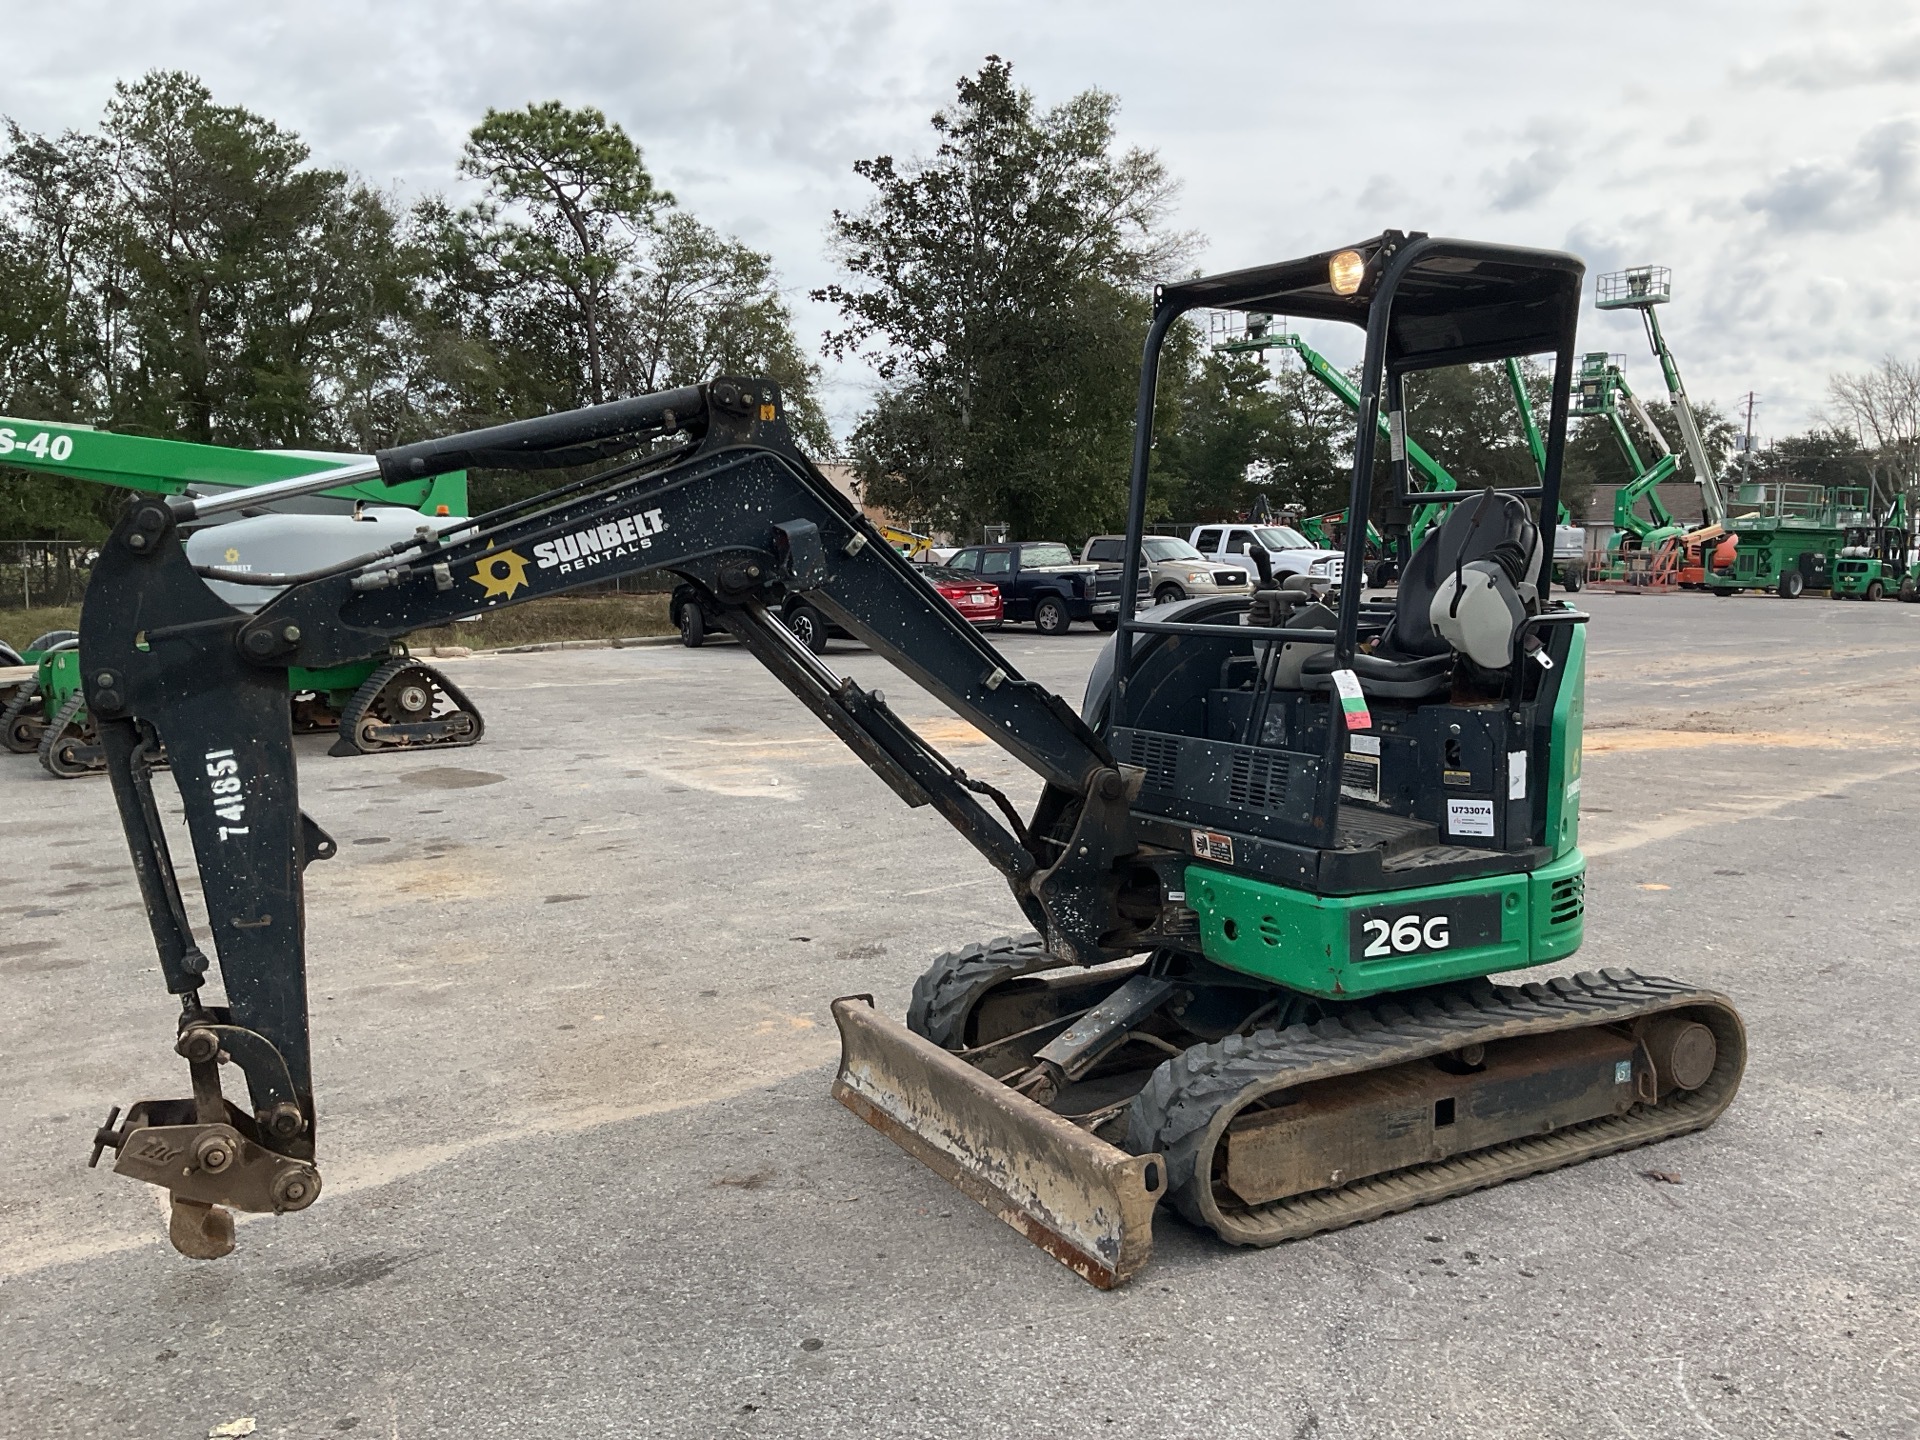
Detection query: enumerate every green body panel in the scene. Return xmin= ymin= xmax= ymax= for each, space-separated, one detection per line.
xmin=39 ymin=646 xmax=82 ymax=709
xmin=289 ymin=661 xmax=381 ymax=697
xmin=0 ymin=415 xmax=467 ymax=513
xmin=1187 ymin=618 xmax=1588 ymax=999
xmin=1185 ymin=848 xmax=1586 ymax=1000
xmin=1704 ymin=526 xmax=1841 ymax=592
xmin=1831 ymin=558 xmax=1907 ymax=596
xmin=1545 ymin=622 xmax=1584 ymax=855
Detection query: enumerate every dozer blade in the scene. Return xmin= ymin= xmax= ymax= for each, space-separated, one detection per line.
xmin=831 ymin=995 xmax=1165 ymax=1289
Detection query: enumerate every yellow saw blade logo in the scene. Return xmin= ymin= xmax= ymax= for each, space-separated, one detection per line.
xmin=470 ymin=549 xmax=531 ymax=601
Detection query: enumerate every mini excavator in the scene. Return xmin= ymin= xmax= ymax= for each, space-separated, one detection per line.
xmin=81 ymin=233 xmax=1744 ymax=1285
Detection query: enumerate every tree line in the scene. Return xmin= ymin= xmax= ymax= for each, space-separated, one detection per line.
xmin=0 ymin=72 xmax=828 ymax=539
xmin=3 ymin=59 xmax=1915 ymax=550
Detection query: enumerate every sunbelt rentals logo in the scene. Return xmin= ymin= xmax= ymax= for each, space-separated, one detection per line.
xmin=532 ymin=509 xmax=668 ymax=577
xmin=470 ymin=548 xmax=531 ymax=600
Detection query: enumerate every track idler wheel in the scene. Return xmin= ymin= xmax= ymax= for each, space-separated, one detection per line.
xmin=37 ymin=692 xmax=104 ymax=778
xmin=328 ymin=657 xmax=483 ymax=756
xmin=2 ymin=678 xmax=44 ymax=754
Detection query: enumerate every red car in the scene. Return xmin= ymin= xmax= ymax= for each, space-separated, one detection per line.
xmin=920 ymin=563 xmax=1004 ymax=628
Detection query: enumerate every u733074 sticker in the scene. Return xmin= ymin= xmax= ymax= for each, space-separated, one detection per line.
xmin=1446 ymin=797 xmax=1495 ymax=837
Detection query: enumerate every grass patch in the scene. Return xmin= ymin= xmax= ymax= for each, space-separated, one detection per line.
xmin=1 ymin=594 xmax=673 ymax=656
xmin=0 ymin=606 xmax=81 ymax=651
xmin=406 ymin=594 xmax=673 ymax=650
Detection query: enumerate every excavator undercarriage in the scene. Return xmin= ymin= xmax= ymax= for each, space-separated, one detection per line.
xmin=836 ymin=941 xmax=1741 ymax=1285
xmin=79 ymin=232 xmax=1746 ymax=1287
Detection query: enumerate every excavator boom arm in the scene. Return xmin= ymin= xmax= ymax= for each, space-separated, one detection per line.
xmin=79 ymin=379 xmax=1139 ymax=1247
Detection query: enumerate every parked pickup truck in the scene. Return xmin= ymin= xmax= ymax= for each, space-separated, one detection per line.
xmin=1187 ymin=522 xmax=1344 ymax=585
xmin=1082 ymin=533 xmax=1250 ymax=605
xmin=942 ymin=540 xmax=1144 ymax=634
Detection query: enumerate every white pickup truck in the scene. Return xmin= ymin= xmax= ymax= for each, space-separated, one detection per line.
xmin=1186 ymin=522 xmax=1345 ymax=585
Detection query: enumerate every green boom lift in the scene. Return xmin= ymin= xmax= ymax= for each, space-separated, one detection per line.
xmin=1583 ymin=267 xmax=1859 ymax=599
xmin=1572 ymin=351 xmax=1688 ymax=573
xmin=1217 ymin=320 xmax=1585 ymax=588
xmin=0 ymin=417 xmax=482 ymax=775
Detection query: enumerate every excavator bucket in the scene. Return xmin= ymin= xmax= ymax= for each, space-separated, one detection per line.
xmin=830 ymin=996 xmax=1165 ymax=1288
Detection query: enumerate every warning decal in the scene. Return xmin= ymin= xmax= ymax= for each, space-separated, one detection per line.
xmin=1190 ymin=828 xmax=1236 ymax=865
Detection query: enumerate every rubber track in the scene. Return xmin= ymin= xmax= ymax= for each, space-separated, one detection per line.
xmin=37 ymin=690 xmax=99 ymax=777
xmin=907 ymin=933 xmax=1065 ymax=1049
xmin=332 ymin=658 xmax=482 ymax=755
xmin=1126 ymin=968 xmax=1745 ymax=1247
xmin=1 ymin=677 xmax=43 ymax=753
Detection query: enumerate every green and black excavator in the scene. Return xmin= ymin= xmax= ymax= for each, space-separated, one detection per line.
xmin=79 ymin=232 xmax=1745 ymax=1286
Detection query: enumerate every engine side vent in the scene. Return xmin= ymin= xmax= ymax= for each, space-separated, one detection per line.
xmin=1228 ymin=748 xmax=1292 ymax=810
xmin=1549 ymin=872 xmax=1585 ymax=927
xmin=1124 ymin=729 xmax=1181 ymax=797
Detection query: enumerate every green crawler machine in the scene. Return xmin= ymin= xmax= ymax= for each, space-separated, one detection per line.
xmin=0 ymin=418 xmax=481 ymax=775
xmin=81 ymin=233 xmax=1744 ymax=1285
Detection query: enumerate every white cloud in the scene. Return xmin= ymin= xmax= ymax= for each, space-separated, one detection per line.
xmin=1488 ymin=142 xmax=1570 ymax=212
xmin=1733 ymin=28 xmax=1920 ymax=91
xmin=1744 ymin=116 xmax=1920 ymax=231
xmin=2 ymin=0 xmax=1913 ymax=438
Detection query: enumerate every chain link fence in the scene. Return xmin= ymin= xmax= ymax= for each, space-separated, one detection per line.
xmin=2 ymin=541 xmax=95 ymax=610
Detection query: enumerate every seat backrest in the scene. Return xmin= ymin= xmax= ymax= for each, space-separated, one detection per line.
xmin=1391 ymin=490 xmax=1541 ymax=657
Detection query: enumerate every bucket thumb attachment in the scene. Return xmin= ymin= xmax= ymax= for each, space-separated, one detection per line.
xmin=830 ymin=995 xmax=1164 ymax=1289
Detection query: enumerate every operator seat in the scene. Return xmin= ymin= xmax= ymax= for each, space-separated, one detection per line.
xmin=1298 ymin=489 xmax=1542 ymax=700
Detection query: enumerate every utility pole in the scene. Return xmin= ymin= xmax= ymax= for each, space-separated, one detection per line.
xmin=1738 ymin=392 xmax=1760 ymax=484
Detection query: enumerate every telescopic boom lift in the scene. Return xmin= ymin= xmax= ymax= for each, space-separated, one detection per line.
xmin=0 ymin=420 xmax=481 ymax=775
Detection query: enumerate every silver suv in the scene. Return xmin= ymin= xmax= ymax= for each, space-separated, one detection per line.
xmin=1081 ymin=534 xmax=1251 ymax=605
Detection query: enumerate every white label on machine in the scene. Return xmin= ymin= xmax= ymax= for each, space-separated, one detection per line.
xmin=1447 ymin=798 xmax=1496 ymax=837
xmin=1349 ymin=733 xmax=1381 ymax=756
xmin=1508 ymin=750 xmax=1528 ymax=800
xmin=1389 ymin=409 xmax=1407 ymax=462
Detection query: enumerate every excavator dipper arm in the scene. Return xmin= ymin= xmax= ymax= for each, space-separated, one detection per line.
xmin=81 ymin=378 xmax=1142 ymax=1253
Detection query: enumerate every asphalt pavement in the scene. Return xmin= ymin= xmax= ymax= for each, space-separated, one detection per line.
xmin=2 ymin=591 xmax=1917 ymax=1439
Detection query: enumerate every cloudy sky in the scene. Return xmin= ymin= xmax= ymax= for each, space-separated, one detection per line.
xmin=10 ymin=0 xmax=1918 ymax=442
